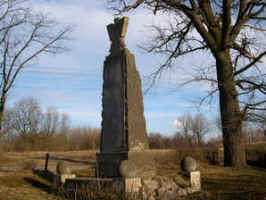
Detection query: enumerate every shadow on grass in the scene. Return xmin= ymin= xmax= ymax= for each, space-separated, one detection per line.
xmin=24 ymin=177 xmax=52 ymax=194
xmin=33 ymin=169 xmax=55 ymax=183
xmin=51 ymin=157 xmax=95 ymax=166
xmin=247 ymin=160 xmax=266 ymax=168
xmin=32 ymin=156 xmax=95 ymax=166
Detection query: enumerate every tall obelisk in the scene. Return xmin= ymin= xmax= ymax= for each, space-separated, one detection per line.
xmin=96 ymin=17 xmax=149 ymax=178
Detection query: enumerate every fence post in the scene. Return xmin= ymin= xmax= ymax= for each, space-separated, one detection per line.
xmin=44 ymin=153 xmax=50 ymax=171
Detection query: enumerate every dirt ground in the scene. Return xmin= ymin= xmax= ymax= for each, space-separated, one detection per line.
xmin=0 ymin=150 xmax=266 ymax=200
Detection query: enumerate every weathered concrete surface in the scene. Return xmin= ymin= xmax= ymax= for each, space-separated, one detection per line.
xmin=100 ymin=45 xmax=148 ymax=153
xmin=100 ymin=53 xmax=126 ymax=153
xmin=125 ymin=48 xmax=149 ymax=151
xmin=97 ymin=17 xmax=149 ymax=177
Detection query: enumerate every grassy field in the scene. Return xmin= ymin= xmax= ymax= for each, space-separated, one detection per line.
xmin=0 ymin=150 xmax=266 ymax=200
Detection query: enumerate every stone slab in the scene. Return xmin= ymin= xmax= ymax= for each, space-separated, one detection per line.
xmin=190 ymin=171 xmax=201 ymax=191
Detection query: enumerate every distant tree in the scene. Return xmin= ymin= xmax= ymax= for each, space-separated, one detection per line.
xmin=148 ymin=132 xmax=165 ymax=149
xmin=3 ymin=97 xmax=72 ymax=151
xmin=148 ymin=132 xmax=173 ymax=149
xmin=177 ymin=113 xmax=194 ymax=146
xmin=176 ymin=112 xmax=210 ymax=145
xmin=190 ymin=113 xmax=210 ymax=145
xmin=0 ymin=0 xmax=71 ymax=136
xmin=107 ymin=0 xmax=266 ymax=167
xmin=8 ymin=97 xmax=43 ymax=150
xmin=41 ymin=107 xmax=60 ymax=137
xmin=68 ymin=127 xmax=101 ymax=150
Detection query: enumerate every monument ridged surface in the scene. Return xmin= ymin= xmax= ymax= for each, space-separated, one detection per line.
xmin=96 ymin=17 xmax=149 ymax=178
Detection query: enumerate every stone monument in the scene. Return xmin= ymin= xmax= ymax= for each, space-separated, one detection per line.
xmin=60 ymin=18 xmax=201 ymax=198
xmin=96 ymin=17 xmax=149 ymax=178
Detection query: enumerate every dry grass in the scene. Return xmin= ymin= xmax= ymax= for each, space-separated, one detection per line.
xmin=0 ymin=171 xmax=63 ymax=200
xmin=0 ymin=149 xmax=266 ymax=199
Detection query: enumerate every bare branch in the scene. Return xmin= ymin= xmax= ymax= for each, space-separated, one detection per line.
xmin=123 ymin=0 xmax=145 ymax=11
xmin=6 ymin=27 xmax=70 ymax=91
xmin=234 ymin=50 xmax=266 ymax=76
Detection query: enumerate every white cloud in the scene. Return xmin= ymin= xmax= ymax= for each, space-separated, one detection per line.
xmin=172 ymin=119 xmax=182 ymax=128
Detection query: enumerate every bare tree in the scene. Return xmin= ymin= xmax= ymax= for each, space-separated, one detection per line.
xmin=0 ymin=0 xmax=71 ymax=134
xmin=177 ymin=113 xmax=194 ymax=146
xmin=7 ymin=97 xmax=43 ymax=150
xmin=9 ymin=97 xmax=42 ymax=138
xmin=68 ymin=127 xmax=101 ymax=150
xmin=176 ymin=112 xmax=209 ymax=145
xmin=107 ymin=0 xmax=266 ymax=167
xmin=41 ymin=107 xmax=60 ymax=137
xmin=3 ymin=97 xmax=72 ymax=151
xmin=190 ymin=113 xmax=209 ymax=145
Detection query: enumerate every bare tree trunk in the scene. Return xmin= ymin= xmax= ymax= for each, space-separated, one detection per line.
xmin=0 ymin=93 xmax=6 ymax=152
xmin=0 ymin=93 xmax=6 ymax=132
xmin=216 ymin=51 xmax=246 ymax=168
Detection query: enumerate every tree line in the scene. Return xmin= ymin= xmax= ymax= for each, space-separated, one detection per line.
xmin=150 ymin=112 xmax=265 ymax=149
xmin=2 ymin=97 xmax=100 ymax=152
xmin=2 ymin=96 xmax=264 ymax=152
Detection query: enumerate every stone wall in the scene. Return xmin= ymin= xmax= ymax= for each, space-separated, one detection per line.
xmin=63 ymin=175 xmax=200 ymax=200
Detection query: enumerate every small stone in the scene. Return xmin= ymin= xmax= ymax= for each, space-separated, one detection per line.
xmin=186 ymin=187 xmax=194 ymax=194
xmin=147 ymin=195 xmax=156 ymax=200
xmin=56 ymin=161 xmax=71 ymax=175
xmin=120 ymin=160 xmax=138 ymax=177
xmin=163 ymin=178 xmax=178 ymax=191
xmin=178 ymin=188 xmax=187 ymax=196
xmin=142 ymin=178 xmax=160 ymax=191
xmin=164 ymin=190 xmax=177 ymax=200
xmin=157 ymin=187 xmax=166 ymax=197
xmin=174 ymin=175 xmax=190 ymax=188
xmin=181 ymin=156 xmax=197 ymax=172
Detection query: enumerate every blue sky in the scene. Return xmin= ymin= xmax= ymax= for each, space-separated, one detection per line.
xmin=6 ymin=0 xmax=221 ymax=136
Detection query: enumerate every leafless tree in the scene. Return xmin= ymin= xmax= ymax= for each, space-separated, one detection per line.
xmin=41 ymin=107 xmax=60 ymax=137
xmin=176 ymin=112 xmax=209 ymax=145
xmin=0 ymin=0 xmax=71 ymax=135
xmin=190 ymin=113 xmax=210 ymax=145
xmin=107 ymin=0 xmax=266 ymax=167
xmin=68 ymin=127 xmax=101 ymax=150
xmin=177 ymin=113 xmax=194 ymax=145
xmin=3 ymin=97 xmax=72 ymax=151
xmin=7 ymin=97 xmax=43 ymax=150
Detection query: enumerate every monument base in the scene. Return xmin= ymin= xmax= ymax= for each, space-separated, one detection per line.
xmin=64 ymin=177 xmax=142 ymax=199
xmin=63 ymin=175 xmax=201 ymax=199
xmin=96 ymin=152 xmax=128 ymax=178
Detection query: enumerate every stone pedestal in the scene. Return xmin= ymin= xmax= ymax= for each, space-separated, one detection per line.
xmin=190 ymin=171 xmax=201 ymax=191
xmin=53 ymin=174 xmax=76 ymax=188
